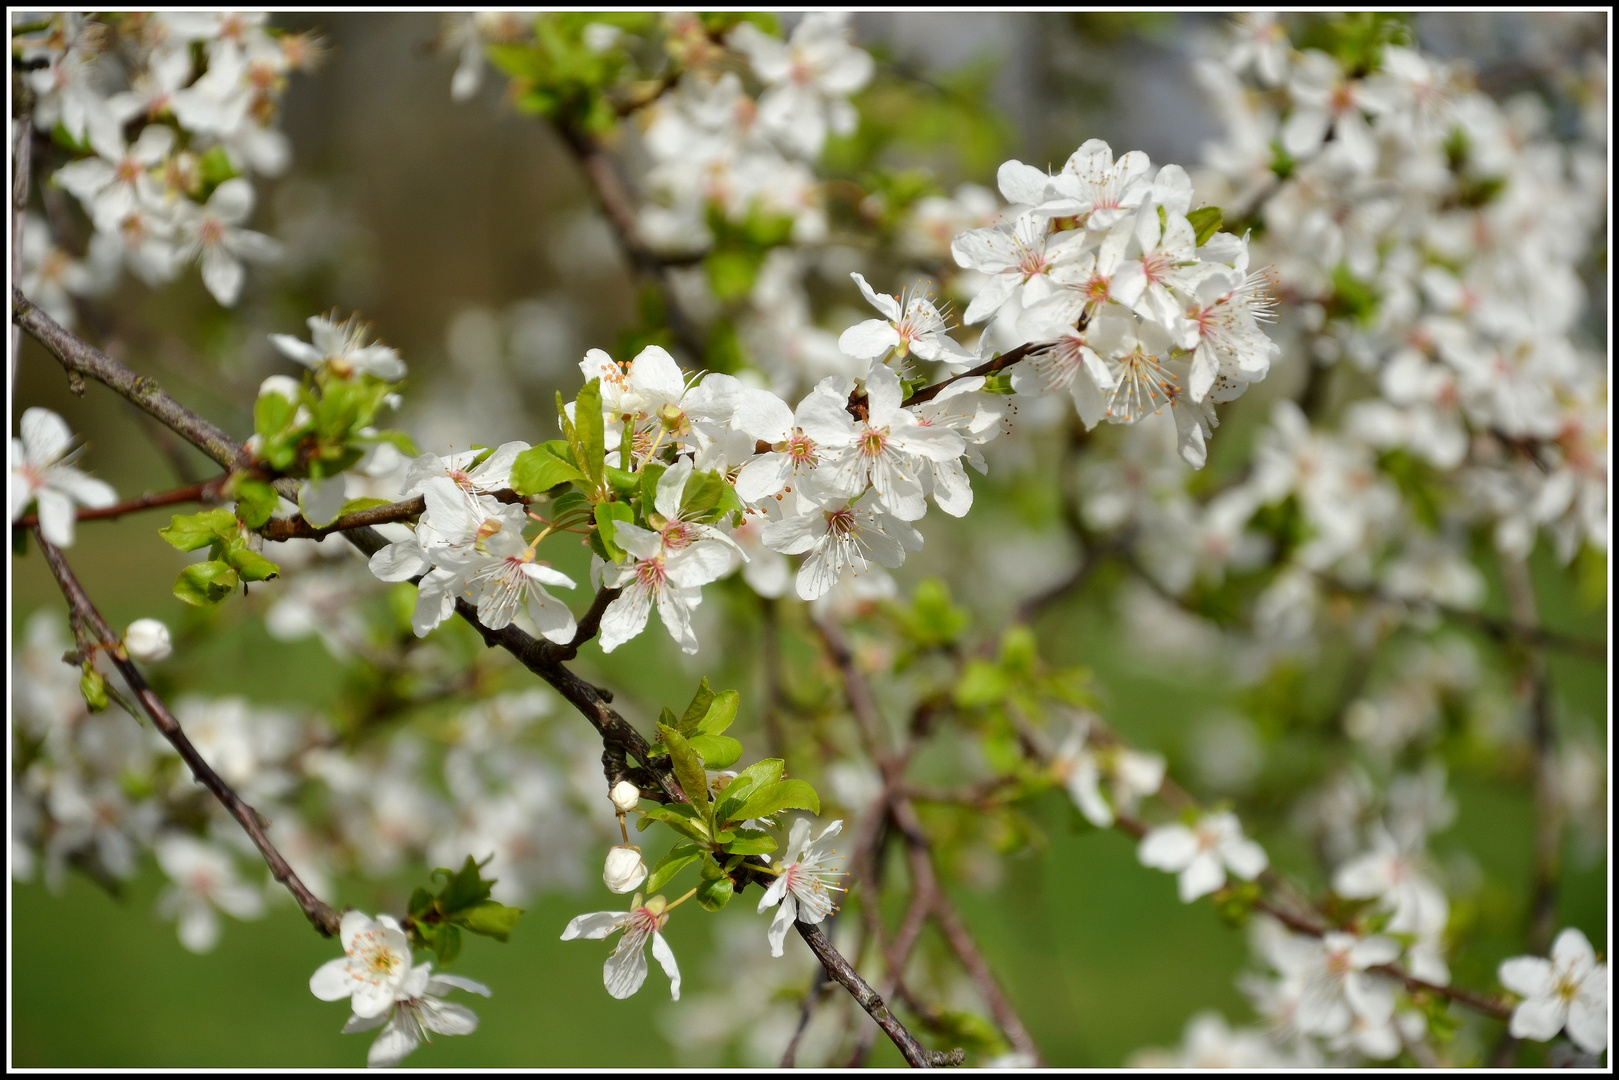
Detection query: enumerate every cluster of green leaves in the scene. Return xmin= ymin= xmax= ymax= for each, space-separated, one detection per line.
xmin=249 ymin=369 xmax=414 ymax=523
xmin=704 ymin=202 xmax=797 ymax=302
xmin=635 ymin=680 xmax=820 ymax=911
xmin=1291 ymin=12 xmax=1413 ymax=78
xmin=955 ymin=625 xmax=1095 ymax=775
xmin=158 ymin=507 xmax=280 ymax=606
xmin=488 ymin=13 xmax=656 ymax=134
xmin=508 ymin=377 xmax=744 ymax=567
xmin=405 ymin=855 xmax=524 ymax=966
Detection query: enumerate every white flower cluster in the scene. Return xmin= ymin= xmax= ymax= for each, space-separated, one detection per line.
xmin=16 ymin=12 xmax=317 ymax=317
xmin=639 ymin=12 xmax=874 ymax=253
xmin=1196 ymin=14 xmax=1607 ymax=563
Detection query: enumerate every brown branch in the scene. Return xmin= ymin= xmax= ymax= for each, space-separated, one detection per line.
xmin=1319 ymin=576 xmax=1606 ymax=662
xmin=33 ymin=529 xmax=343 ymax=937
xmin=553 ymin=124 xmax=707 ymax=364
xmin=900 ymin=340 xmax=1050 ymax=408
xmin=261 ymin=494 xmax=428 ymax=541
xmin=12 ymin=96 xmax=33 ymax=387
xmin=15 ymin=287 xmax=247 ymax=472
xmin=794 ymin=920 xmax=962 ymax=1068
xmin=12 ymin=476 xmax=225 ymax=529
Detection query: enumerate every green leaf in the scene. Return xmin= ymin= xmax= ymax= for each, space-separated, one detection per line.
xmin=417 ymin=921 xmax=462 ymax=966
xmin=159 ymin=508 xmax=239 ymax=552
xmin=593 ymin=500 xmax=633 ymax=562
xmin=638 ymin=802 xmax=710 ymax=843
xmin=408 ymin=887 xmax=434 ymax=919
xmin=695 ymin=874 xmax=733 ymax=912
xmin=575 ymin=378 xmax=605 ymax=484
xmin=254 ymin=389 xmax=297 ymax=437
xmin=511 ymin=443 xmax=586 ymax=495
xmin=687 ymin=734 xmax=743 ymax=770
xmin=79 ymin=667 xmax=108 ymax=713
xmin=679 ymin=469 xmax=729 ymax=519
xmin=714 ymin=758 xmax=784 ymax=824
xmin=721 ymin=829 xmax=777 ymax=856
xmin=198 ymin=145 xmax=239 ymax=188
xmin=1187 ymin=206 xmax=1224 ymax=247
xmin=658 ymin=724 xmax=713 ymax=814
xmin=173 ymin=560 xmax=239 ymax=606
xmin=433 ymin=855 xmax=495 ymax=913
xmin=733 ymin=778 xmax=819 ymax=823
xmin=639 ymin=461 xmax=667 ymax=510
xmin=645 ymin=845 xmax=702 ymax=894
xmin=955 ymin=659 xmax=1010 ymax=708
xmin=677 ymin=677 xmax=716 ymax=734
xmin=455 ymin=900 xmax=523 ymax=941
xmin=604 ymin=465 xmax=639 ymax=500
xmin=221 ymin=544 xmax=280 ymax=583
xmin=230 ymin=479 xmax=279 ymax=530
xmin=696 ymin=689 xmax=739 ymax=735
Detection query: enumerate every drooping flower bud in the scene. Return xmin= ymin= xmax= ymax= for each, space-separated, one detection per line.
xmin=124 ymin=618 xmax=173 ymax=663
xmin=609 ymin=781 xmax=640 ymax=813
xmin=603 ymin=846 xmax=648 ymax=894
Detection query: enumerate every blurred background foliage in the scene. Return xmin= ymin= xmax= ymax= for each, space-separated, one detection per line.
xmin=10 ymin=11 xmax=1607 ymax=1067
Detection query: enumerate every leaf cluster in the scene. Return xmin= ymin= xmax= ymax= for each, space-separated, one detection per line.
xmin=159 ymin=507 xmax=280 ymax=606
xmin=405 ymin=855 xmax=524 ymax=966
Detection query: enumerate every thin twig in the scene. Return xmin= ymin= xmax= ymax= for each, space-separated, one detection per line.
xmin=16 ymin=288 xmax=247 ymax=471
xmin=261 ymin=495 xmax=428 ymax=541
xmin=34 ymin=530 xmax=343 ymax=937
xmin=12 ymin=477 xmax=225 ymax=530
xmin=553 ymin=123 xmax=707 ymax=364
xmin=795 ymin=920 xmax=962 ymax=1068
xmin=12 ymin=95 xmax=34 ymax=388
xmin=1320 ymin=575 xmax=1605 ymax=662
xmin=900 ymin=340 xmax=1050 ymax=408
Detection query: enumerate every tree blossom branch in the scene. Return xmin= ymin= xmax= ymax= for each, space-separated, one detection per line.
xmin=33 ymin=529 xmax=343 ymax=937
xmin=11 ymin=91 xmax=33 ymax=388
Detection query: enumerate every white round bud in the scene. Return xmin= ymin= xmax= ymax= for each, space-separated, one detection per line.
xmin=123 ymin=618 xmax=173 ymax=663
xmin=603 ymin=846 xmax=648 ymax=894
xmin=258 ymin=374 xmax=302 ymax=401
xmin=609 ymin=781 xmax=640 ymax=813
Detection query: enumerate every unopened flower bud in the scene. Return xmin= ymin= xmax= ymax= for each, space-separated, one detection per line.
xmin=609 ymin=781 xmax=640 ymax=813
xmin=258 ymin=375 xmax=302 ymax=401
xmin=603 ymin=846 xmax=648 ymax=894
xmin=123 ymin=618 xmax=173 ymax=663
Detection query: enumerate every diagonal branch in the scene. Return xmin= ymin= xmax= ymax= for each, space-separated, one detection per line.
xmin=33 ymin=528 xmax=343 ymax=937
xmin=900 ymin=339 xmax=1051 ymax=408
xmin=16 ymin=291 xmax=953 ymax=1069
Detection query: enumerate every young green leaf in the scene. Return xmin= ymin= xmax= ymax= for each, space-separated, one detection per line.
xmin=455 ymin=900 xmax=523 ymax=941
xmin=695 ymin=874 xmax=734 ymax=912
xmin=696 ymin=689 xmax=739 ymax=735
xmin=677 ymin=678 xmax=717 ymax=734
xmin=730 ymin=778 xmax=819 ymax=824
xmin=158 ymin=508 xmax=239 ymax=552
xmin=575 ymin=378 xmax=605 ymax=483
xmin=173 ymin=560 xmax=240 ymax=606
xmin=510 ymin=443 xmax=587 ymax=495
xmin=1186 ymin=205 xmax=1224 ymax=246
xmin=657 ymin=724 xmax=713 ymax=814
xmin=722 ymin=829 xmax=778 ymax=856
xmin=644 ymin=844 xmax=702 ymax=894
xmin=687 ymin=733 xmax=743 ymax=770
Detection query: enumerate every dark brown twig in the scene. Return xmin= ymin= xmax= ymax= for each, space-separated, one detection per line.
xmin=900 ymin=340 xmax=1050 ymax=408
xmin=34 ymin=529 xmax=343 ymax=937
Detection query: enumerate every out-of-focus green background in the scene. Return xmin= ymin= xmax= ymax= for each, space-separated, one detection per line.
xmin=11 ymin=12 xmax=1608 ymax=1067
